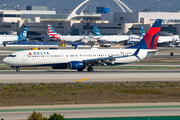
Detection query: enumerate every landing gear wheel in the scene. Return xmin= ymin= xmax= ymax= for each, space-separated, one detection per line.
xmin=16 ymin=68 xmax=20 ymax=72
xmin=77 ymin=69 xmax=84 ymax=72
xmin=87 ymin=67 xmax=94 ymax=72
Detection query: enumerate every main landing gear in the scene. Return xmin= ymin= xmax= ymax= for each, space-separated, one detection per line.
xmin=87 ymin=66 xmax=94 ymax=72
xmin=16 ymin=68 xmax=20 ymax=72
xmin=77 ymin=69 xmax=84 ymax=72
xmin=77 ymin=67 xmax=94 ymax=72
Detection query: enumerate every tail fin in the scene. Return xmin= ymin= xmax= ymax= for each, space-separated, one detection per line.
xmin=127 ymin=19 xmax=162 ymax=49
xmin=47 ymin=24 xmax=58 ymax=37
xmin=140 ymin=26 xmax=145 ymax=37
xmin=18 ymin=27 xmax=28 ymax=40
xmin=93 ymin=25 xmax=103 ymax=36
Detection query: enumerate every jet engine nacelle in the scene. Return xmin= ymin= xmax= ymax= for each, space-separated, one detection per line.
xmin=51 ymin=64 xmax=68 ymax=69
xmin=68 ymin=61 xmax=86 ymax=70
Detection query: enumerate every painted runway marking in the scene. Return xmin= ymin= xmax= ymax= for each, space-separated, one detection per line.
xmin=77 ymin=78 xmax=90 ymax=82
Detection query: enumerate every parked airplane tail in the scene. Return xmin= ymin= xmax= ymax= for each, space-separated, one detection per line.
xmin=127 ymin=19 xmax=162 ymax=49
xmin=140 ymin=26 xmax=145 ymax=37
xmin=47 ymin=24 xmax=58 ymax=37
xmin=93 ymin=25 xmax=103 ymax=36
xmin=18 ymin=27 xmax=28 ymax=40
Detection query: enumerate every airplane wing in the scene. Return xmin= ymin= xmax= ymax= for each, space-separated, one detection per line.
xmin=82 ymin=45 xmax=141 ymax=66
xmin=83 ymin=55 xmax=126 ymax=62
xmin=82 ymin=55 xmax=128 ymax=66
xmin=82 ymin=54 xmax=138 ymax=66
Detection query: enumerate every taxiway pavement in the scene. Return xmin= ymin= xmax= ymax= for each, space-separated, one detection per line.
xmin=0 ymin=70 xmax=180 ymax=84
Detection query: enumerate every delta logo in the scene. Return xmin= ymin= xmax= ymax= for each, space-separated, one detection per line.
xmin=28 ymin=52 xmax=32 ymax=56
xmin=28 ymin=52 xmax=50 ymax=56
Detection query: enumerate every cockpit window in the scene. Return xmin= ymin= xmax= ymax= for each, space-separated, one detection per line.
xmin=8 ymin=55 xmax=16 ymax=57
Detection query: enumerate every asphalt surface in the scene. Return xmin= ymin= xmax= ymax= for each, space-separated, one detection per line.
xmin=0 ymin=70 xmax=180 ymax=84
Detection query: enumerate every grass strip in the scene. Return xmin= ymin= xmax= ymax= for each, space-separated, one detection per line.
xmin=1 ymin=105 xmax=180 ymax=112
xmin=67 ymin=116 xmax=180 ymax=120
xmin=0 ymin=49 xmax=28 ymax=51
xmin=0 ymin=82 xmax=180 ymax=106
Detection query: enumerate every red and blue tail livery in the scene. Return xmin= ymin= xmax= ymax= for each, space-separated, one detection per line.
xmin=127 ymin=19 xmax=162 ymax=49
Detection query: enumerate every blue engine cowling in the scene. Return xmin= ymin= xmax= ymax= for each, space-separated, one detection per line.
xmin=51 ymin=63 xmax=68 ymax=69
xmin=68 ymin=61 xmax=86 ymax=70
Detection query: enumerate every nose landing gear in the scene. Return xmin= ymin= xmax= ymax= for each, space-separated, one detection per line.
xmin=11 ymin=66 xmax=20 ymax=72
xmin=16 ymin=68 xmax=20 ymax=72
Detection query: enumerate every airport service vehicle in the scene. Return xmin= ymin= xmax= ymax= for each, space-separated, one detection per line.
xmin=47 ymin=24 xmax=95 ymax=43
xmin=140 ymin=26 xmax=179 ymax=43
xmin=93 ymin=25 xmax=140 ymax=42
xmin=0 ymin=27 xmax=28 ymax=46
xmin=2 ymin=19 xmax=162 ymax=72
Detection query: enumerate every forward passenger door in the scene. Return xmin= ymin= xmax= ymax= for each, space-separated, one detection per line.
xmin=22 ymin=52 xmax=27 ymax=61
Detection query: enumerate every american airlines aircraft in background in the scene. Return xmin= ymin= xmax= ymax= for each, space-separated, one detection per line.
xmin=2 ymin=19 xmax=162 ymax=72
xmin=0 ymin=27 xmax=28 ymax=46
xmin=47 ymin=24 xmax=95 ymax=43
xmin=93 ymin=25 xmax=140 ymax=42
xmin=140 ymin=26 xmax=179 ymax=43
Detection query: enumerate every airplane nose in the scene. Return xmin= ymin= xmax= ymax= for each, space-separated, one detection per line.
xmin=2 ymin=57 xmax=7 ymax=63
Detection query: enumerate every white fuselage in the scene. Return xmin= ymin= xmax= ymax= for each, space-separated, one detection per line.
xmin=51 ymin=35 xmax=95 ymax=42
xmin=139 ymin=35 xmax=180 ymax=43
xmin=3 ymin=48 xmax=157 ymax=67
xmin=58 ymin=35 xmax=84 ymax=42
xmin=94 ymin=35 xmax=140 ymax=42
xmin=0 ymin=35 xmax=18 ymax=44
xmin=158 ymin=36 xmax=179 ymax=43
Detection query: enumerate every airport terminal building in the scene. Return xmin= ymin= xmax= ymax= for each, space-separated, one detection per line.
xmin=1 ymin=5 xmax=180 ymax=39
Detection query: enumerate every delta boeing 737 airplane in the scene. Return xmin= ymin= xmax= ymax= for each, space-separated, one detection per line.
xmin=2 ymin=19 xmax=162 ymax=72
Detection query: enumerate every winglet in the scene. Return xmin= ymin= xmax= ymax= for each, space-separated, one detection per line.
xmin=74 ymin=45 xmax=78 ymax=49
xmin=133 ymin=44 xmax=142 ymax=59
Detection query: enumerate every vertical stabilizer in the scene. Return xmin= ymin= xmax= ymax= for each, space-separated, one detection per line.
xmin=93 ymin=25 xmax=103 ymax=36
xmin=18 ymin=27 xmax=28 ymax=40
xmin=47 ymin=24 xmax=58 ymax=37
xmin=140 ymin=26 xmax=145 ymax=38
xmin=127 ymin=19 xmax=162 ymax=49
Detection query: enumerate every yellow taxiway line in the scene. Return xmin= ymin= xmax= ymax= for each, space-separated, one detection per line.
xmin=77 ymin=78 xmax=90 ymax=82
